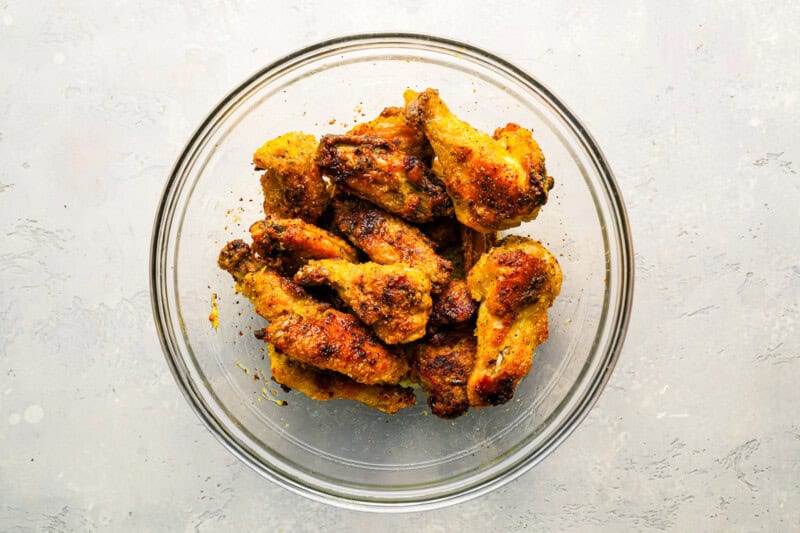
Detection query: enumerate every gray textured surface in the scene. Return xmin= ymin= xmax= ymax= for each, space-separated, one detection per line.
xmin=1 ymin=1 xmax=798 ymax=531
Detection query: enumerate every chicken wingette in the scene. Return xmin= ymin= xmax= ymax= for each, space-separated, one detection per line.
xmin=295 ymin=259 xmax=432 ymax=344
xmin=269 ymin=348 xmax=416 ymax=414
xmin=411 ymin=328 xmax=476 ymax=419
xmin=317 ymin=134 xmax=451 ymax=223
xmin=253 ymin=132 xmax=331 ymax=222
xmin=405 ymin=89 xmax=554 ymax=232
xmin=348 ymin=105 xmax=433 ymax=160
xmin=332 ymin=196 xmax=452 ymax=293
xmin=218 ymin=240 xmax=409 ymax=385
xmin=250 ymin=215 xmax=359 ymax=266
xmin=466 ymin=236 xmax=562 ymax=407
xmin=259 ymin=312 xmax=408 ymax=385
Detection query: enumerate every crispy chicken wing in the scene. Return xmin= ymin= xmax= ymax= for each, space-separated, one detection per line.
xmin=332 ymin=196 xmax=452 ymax=293
xmin=466 ymin=236 xmax=562 ymax=407
xmin=261 ymin=310 xmax=408 ymax=385
xmin=270 ymin=349 xmax=415 ymax=414
xmin=348 ymin=106 xmax=432 ymax=160
xmin=406 ymin=89 xmax=554 ymax=232
xmin=218 ymin=240 xmax=409 ymax=385
xmin=253 ymin=132 xmax=331 ymax=222
xmin=250 ymin=215 xmax=359 ymax=266
xmin=411 ymin=328 xmax=476 ymax=419
xmin=317 ymin=134 xmax=451 ymax=223
xmin=295 ymin=259 xmax=432 ymax=344
xmin=429 ymin=279 xmax=477 ymax=329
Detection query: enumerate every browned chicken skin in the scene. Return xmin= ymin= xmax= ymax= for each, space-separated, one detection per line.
xmin=270 ymin=348 xmax=415 ymax=414
xmin=261 ymin=311 xmax=408 ymax=385
xmin=406 ymin=89 xmax=554 ymax=232
xmin=253 ymin=132 xmax=331 ymax=222
xmin=466 ymin=236 xmax=562 ymax=407
xmin=218 ymin=240 xmax=328 ymax=320
xmin=250 ymin=215 xmax=359 ymax=266
xmin=317 ymin=134 xmax=451 ymax=223
xmin=218 ymin=240 xmax=409 ymax=385
xmin=294 ymin=259 xmax=432 ymax=345
xmin=411 ymin=327 xmax=476 ymax=419
xmin=331 ymin=196 xmax=453 ymax=293
xmin=348 ymin=106 xmax=433 ymax=160
xmin=429 ymin=279 xmax=477 ymax=329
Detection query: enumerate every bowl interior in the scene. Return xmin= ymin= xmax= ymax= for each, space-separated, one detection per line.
xmin=153 ymin=35 xmax=631 ymax=509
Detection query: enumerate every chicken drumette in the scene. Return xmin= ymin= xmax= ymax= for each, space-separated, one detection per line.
xmin=466 ymin=236 xmax=562 ymax=407
xmin=405 ymin=89 xmax=554 ymax=233
xmin=253 ymin=132 xmax=332 ymax=222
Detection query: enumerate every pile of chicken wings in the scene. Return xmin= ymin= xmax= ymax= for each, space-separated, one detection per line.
xmin=218 ymin=89 xmax=562 ymax=418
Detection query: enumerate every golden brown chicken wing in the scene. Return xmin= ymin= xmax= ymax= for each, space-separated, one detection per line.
xmin=466 ymin=236 xmax=562 ymax=407
xmin=294 ymin=259 xmax=432 ymax=344
xmin=253 ymin=132 xmax=332 ymax=222
xmin=411 ymin=328 xmax=476 ymax=419
xmin=331 ymin=196 xmax=452 ymax=293
xmin=348 ymin=106 xmax=432 ymax=160
xmin=261 ymin=310 xmax=408 ymax=385
xmin=405 ymin=89 xmax=554 ymax=232
xmin=317 ymin=134 xmax=451 ymax=223
xmin=250 ymin=215 xmax=359 ymax=266
xmin=429 ymin=279 xmax=477 ymax=329
xmin=270 ymin=348 xmax=415 ymax=414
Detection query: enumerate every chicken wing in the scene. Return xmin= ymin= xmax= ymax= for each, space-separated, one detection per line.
xmin=253 ymin=132 xmax=332 ymax=222
xmin=317 ymin=134 xmax=451 ymax=223
xmin=348 ymin=106 xmax=432 ymax=160
xmin=331 ymin=196 xmax=452 ymax=293
xmin=261 ymin=310 xmax=408 ymax=385
xmin=429 ymin=279 xmax=477 ymax=329
xmin=406 ymin=89 xmax=554 ymax=232
xmin=466 ymin=236 xmax=562 ymax=407
xmin=270 ymin=348 xmax=415 ymax=414
xmin=295 ymin=259 xmax=432 ymax=344
xmin=250 ymin=215 xmax=359 ymax=266
xmin=411 ymin=328 xmax=476 ymax=419
xmin=219 ymin=240 xmax=409 ymax=385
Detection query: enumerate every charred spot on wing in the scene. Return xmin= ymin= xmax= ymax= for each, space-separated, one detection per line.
xmin=474 ymin=375 xmax=517 ymax=406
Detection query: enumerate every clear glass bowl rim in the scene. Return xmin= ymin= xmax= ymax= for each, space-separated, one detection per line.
xmin=150 ymin=32 xmax=634 ymax=512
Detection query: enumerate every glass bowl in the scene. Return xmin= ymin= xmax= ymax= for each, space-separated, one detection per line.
xmin=151 ymin=33 xmax=633 ymax=511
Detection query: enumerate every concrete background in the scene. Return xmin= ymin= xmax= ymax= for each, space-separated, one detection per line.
xmin=1 ymin=1 xmax=798 ymax=531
